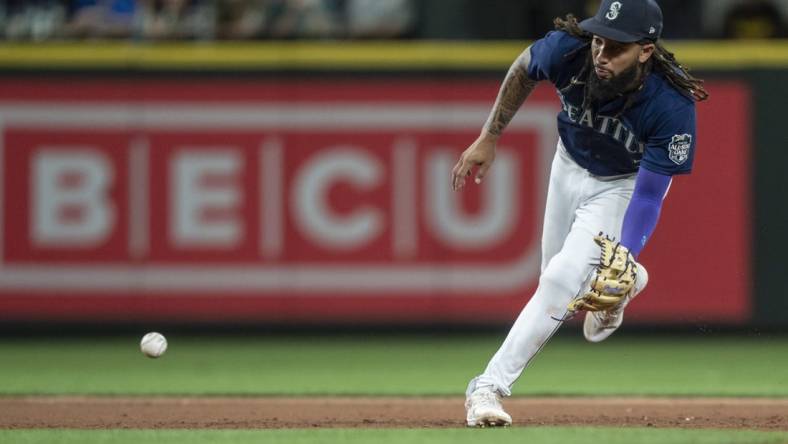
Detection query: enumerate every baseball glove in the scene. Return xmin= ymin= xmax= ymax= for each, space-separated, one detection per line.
xmin=567 ymin=233 xmax=638 ymax=312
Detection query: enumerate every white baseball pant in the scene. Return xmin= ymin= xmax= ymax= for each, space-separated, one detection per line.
xmin=469 ymin=139 xmax=636 ymax=397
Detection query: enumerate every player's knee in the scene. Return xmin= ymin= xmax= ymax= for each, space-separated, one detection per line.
xmin=540 ymin=253 xmax=588 ymax=289
xmin=537 ymin=254 xmax=592 ymax=313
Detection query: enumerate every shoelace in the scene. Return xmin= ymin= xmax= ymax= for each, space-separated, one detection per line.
xmin=472 ymin=391 xmax=502 ymax=409
xmin=598 ymin=310 xmax=619 ymax=328
xmin=599 ymin=295 xmax=630 ymax=328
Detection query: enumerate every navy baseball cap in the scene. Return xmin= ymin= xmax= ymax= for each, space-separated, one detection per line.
xmin=580 ymin=0 xmax=663 ymax=43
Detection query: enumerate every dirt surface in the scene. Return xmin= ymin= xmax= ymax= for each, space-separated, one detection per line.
xmin=1 ymin=396 xmax=787 ymax=430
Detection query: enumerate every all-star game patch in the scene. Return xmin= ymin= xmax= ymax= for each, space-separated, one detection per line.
xmin=668 ymin=134 xmax=692 ymax=165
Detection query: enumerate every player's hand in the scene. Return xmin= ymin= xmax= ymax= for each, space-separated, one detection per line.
xmin=451 ymin=133 xmax=497 ymax=191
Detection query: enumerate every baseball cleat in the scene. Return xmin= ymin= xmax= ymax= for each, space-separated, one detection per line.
xmin=465 ymin=388 xmax=512 ymax=427
xmin=583 ymin=264 xmax=648 ymax=343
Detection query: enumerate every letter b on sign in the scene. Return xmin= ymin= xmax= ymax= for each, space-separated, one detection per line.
xmin=32 ymin=149 xmax=115 ymax=247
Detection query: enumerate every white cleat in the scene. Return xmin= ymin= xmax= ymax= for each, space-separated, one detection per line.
xmin=583 ymin=264 xmax=649 ymax=343
xmin=465 ymin=388 xmax=512 ymax=427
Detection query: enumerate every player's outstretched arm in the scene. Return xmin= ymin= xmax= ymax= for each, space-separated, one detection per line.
xmin=452 ymin=47 xmax=538 ymax=191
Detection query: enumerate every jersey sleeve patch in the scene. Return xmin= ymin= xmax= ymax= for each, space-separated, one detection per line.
xmin=640 ymin=98 xmax=697 ymax=176
xmin=668 ymin=134 xmax=692 ymax=165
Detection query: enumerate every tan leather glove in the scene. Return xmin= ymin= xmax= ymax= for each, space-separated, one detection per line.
xmin=568 ymin=233 xmax=638 ymax=312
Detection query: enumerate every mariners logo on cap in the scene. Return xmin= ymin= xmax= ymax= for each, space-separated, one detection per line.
xmin=668 ymin=134 xmax=692 ymax=165
xmin=605 ymin=1 xmax=623 ymax=20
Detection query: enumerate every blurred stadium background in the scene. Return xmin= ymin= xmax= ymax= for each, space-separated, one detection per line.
xmin=0 ymin=1 xmax=787 ymax=441
xmin=0 ymin=0 xmax=785 ymax=332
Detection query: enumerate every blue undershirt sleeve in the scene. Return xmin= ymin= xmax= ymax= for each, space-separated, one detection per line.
xmin=620 ymin=167 xmax=673 ymax=258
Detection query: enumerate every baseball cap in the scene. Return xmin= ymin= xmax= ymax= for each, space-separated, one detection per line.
xmin=579 ymin=0 xmax=663 ymax=43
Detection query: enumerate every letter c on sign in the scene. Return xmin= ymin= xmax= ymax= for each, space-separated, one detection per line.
xmin=292 ymin=148 xmax=384 ymax=250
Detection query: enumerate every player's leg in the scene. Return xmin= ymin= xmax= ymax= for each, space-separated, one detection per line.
xmin=469 ymin=224 xmax=608 ymax=395
xmin=466 ymin=173 xmax=634 ymax=426
xmin=465 ymin=141 xmax=582 ymax=427
xmin=539 ymin=143 xmax=582 ymax=273
xmin=580 ymin=181 xmax=649 ymax=342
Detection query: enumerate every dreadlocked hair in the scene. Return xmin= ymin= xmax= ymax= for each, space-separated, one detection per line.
xmin=553 ymin=14 xmax=709 ymax=103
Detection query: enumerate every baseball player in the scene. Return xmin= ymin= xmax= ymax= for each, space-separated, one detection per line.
xmin=452 ymin=0 xmax=709 ymax=427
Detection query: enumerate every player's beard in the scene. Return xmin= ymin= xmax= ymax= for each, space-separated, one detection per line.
xmin=587 ymin=61 xmax=642 ymax=104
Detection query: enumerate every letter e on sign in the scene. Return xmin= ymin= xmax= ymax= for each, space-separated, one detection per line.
xmin=170 ymin=150 xmax=243 ymax=248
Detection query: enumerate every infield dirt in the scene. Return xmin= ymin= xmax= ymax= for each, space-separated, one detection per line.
xmin=1 ymin=397 xmax=787 ymax=430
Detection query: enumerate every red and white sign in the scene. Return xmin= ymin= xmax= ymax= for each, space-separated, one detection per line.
xmin=0 ymin=79 xmax=751 ymax=324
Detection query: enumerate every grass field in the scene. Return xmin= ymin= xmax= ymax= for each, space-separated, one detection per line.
xmin=2 ymin=333 xmax=787 ymax=443
xmin=2 ymin=333 xmax=787 ymax=396
xmin=3 ymin=428 xmax=788 ymax=444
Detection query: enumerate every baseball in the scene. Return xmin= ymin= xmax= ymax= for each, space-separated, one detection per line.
xmin=140 ymin=332 xmax=167 ymax=358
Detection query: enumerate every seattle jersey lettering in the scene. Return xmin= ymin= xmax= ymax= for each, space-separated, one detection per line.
xmin=557 ymin=91 xmax=645 ymax=156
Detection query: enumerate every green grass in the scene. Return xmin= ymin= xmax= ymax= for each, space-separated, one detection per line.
xmin=0 ymin=334 xmax=786 ymax=396
xmin=2 ymin=428 xmax=788 ymax=444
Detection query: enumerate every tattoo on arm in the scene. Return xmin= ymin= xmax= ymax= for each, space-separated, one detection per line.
xmin=483 ymin=47 xmax=538 ymax=136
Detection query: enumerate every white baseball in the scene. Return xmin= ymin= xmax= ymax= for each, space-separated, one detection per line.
xmin=140 ymin=332 xmax=168 ymax=358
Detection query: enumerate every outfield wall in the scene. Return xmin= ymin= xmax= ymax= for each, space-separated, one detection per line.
xmin=0 ymin=41 xmax=782 ymax=327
